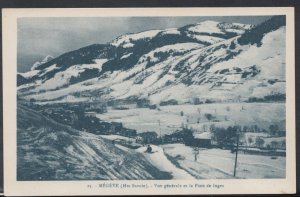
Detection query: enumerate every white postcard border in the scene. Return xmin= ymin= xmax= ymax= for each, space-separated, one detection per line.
xmin=2 ymin=7 xmax=295 ymax=196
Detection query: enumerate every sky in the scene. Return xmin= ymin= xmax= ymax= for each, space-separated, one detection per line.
xmin=17 ymin=16 xmax=272 ymax=72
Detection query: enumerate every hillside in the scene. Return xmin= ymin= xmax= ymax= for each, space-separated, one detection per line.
xmin=16 ymin=18 xmax=267 ymax=104
xmin=17 ymin=104 xmax=171 ymax=180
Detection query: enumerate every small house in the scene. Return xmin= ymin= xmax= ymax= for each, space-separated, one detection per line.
xmin=121 ymin=128 xmax=137 ymax=138
xmin=163 ymin=134 xmax=184 ymax=143
xmin=192 ymin=132 xmax=212 ymax=148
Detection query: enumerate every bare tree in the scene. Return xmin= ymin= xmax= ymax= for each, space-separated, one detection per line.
xmin=255 ymin=137 xmax=265 ymax=148
xmin=248 ymin=137 xmax=253 ymax=145
xmin=270 ymin=140 xmax=279 ymax=149
xmin=192 ymin=147 xmax=200 ymax=161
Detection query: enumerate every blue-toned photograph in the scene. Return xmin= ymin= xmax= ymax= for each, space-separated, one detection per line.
xmin=17 ymin=15 xmax=286 ymax=180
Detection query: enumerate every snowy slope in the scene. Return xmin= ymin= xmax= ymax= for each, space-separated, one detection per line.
xmin=17 ymin=104 xmax=172 ymax=180
xmin=111 ymin=30 xmax=162 ymax=48
xmin=137 ymin=145 xmax=195 ymax=179
xmin=17 ymin=17 xmax=285 ymax=105
xmin=18 ymin=20 xmax=251 ymax=87
xmin=34 ymin=59 xmax=108 ymax=91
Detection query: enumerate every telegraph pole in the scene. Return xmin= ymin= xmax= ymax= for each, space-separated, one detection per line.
xmin=158 ymin=120 xmax=162 ymax=144
xmin=233 ymin=129 xmax=239 ymax=177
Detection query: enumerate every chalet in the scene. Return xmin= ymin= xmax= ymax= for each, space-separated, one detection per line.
xmin=191 ymin=132 xmax=212 ymax=148
xmin=163 ymin=129 xmax=191 ymax=144
xmin=120 ymin=128 xmax=137 ymax=138
xmin=163 ymin=134 xmax=184 ymax=143
xmin=138 ymin=131 xmax=158 ymax=144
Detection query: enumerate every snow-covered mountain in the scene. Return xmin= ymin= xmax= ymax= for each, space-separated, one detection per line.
xmin=17 ymin=16 xmax=285 ymax=104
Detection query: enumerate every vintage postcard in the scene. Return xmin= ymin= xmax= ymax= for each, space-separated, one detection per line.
xmin=2 ymin=7 xmax=295 ymax=195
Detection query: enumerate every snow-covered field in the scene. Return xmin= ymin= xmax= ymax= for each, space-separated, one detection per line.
xmin=98 ymin=137 xmax=285 ymax=179
xmin=96 ymin=103 xmax=285 ymax=135
xmin=162 ymin=143 xmax=285 ymax=179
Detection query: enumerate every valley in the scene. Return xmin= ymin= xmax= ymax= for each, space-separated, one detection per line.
xmin=16 ymin=16 xmax=287 ymax=180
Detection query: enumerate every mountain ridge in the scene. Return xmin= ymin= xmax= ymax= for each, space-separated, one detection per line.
xmin=17 ymin=16 xmax=286 ymax=105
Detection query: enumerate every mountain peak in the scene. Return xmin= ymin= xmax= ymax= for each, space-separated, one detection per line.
xmin=188 ymin=20 xmax=223 ymax=34
xmin=30 ymin=61 xmax=41 ymax=71
xmin=110 ymin=29 xmax=162 ymax=48
xmin=41 ymin=55 xmax=54 ymax=63
xmin=30 ymin=55 xmax=54 ymax=71
xmin=187 ymin=20 xmax=252 ymax=35
xmin=196 ymin=20 xmax=220 ymax=25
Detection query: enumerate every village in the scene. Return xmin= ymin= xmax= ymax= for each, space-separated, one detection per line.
xmin=21 ymin=97 xmax=286 ymax=157
xmin=17 ymin=91 xmax=287 ymax=179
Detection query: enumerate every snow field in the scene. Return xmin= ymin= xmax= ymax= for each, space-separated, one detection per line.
xmin=96 ymin=103 xmax=285 ymax=135
xmin=162 ymin=143 xmax=285 ymax=179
